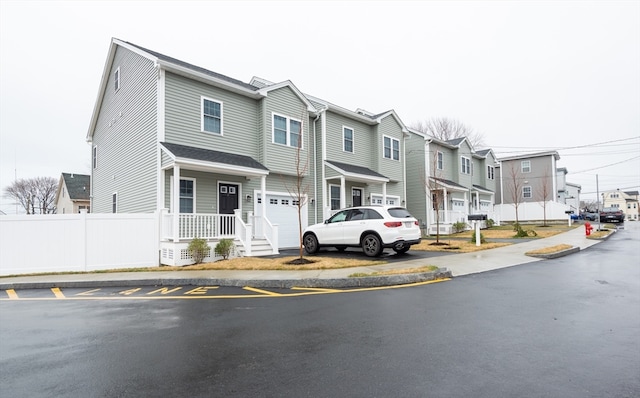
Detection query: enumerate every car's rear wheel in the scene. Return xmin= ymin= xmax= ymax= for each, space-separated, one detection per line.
xmin=303 ymin=234 xmax=319 ymax=254
xmin=362 ymin=234 xmax=382 ymax=257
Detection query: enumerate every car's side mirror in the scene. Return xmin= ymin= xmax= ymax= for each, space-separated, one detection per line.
xmin=324 ymin=219 xmax=329 ymax=224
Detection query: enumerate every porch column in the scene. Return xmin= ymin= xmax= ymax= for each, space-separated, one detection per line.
xmin=172 ymin=164 xmax=180 ymax=242
xmin=261 ymin=175 xmax=267 ymax=235
xmin=443 ymin=189 xmax=449 ymax=223
xmin=382 ymin=182 xmax=387 ymax=205
xmin=340 ymin=176 xmax=346 ymax=209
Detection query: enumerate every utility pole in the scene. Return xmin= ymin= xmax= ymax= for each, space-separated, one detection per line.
xmin=596 ymin=174 xmax=601 ymax=231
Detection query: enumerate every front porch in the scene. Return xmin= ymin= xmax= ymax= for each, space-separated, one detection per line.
xmin=159 ymin=209 xmax=279 ymax=266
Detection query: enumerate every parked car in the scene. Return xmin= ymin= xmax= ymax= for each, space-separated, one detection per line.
xmin=583 ymin=211 xmax=598 ymax=221
xmin=599 ymin=207 xmax=625 ymax=223
xmin=303 ymin=206 xmax=422 ymax=257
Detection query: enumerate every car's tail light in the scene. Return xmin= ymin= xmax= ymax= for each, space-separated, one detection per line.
xmin=414 ymin=221 xmax=419 ymax=226
xmin=384 ymin=221 xmax=402 ymax=228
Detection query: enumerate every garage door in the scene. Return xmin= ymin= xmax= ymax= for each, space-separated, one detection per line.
xmin=255 ymin=193 xmax=308 ymax=249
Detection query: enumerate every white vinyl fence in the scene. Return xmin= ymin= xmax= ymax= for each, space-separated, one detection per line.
xmin=0 ymin=211 xmax=158 ymax=276
xmin=494 ymin=201 xmax=571 ymax=223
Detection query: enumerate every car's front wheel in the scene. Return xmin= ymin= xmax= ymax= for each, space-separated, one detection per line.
xmin=303 ymin=233 xmax=319 ymax=254
xmin=362 ymin=234 xmax=382 ymax=257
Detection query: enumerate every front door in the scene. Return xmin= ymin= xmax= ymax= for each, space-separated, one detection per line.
xmin=352 ymin=188 xmax=363 ymax=207
xmin=219 ymin=183 xmax=239 ymax=235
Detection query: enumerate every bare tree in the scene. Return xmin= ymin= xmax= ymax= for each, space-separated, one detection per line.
xmin=423 ymin=148 xmax=445 ymax=244
xmin=3 ymin=177 xmax=58 ymax=214
xmin=505 ymin=163 xmax=525 ymax=226
xmin=281 ymin=109 xmax=312 ymax=263
xmin=412 ymin=117 xmax=485 ymax=149
xmin=537 ymin=171 xmax=552 ymax=226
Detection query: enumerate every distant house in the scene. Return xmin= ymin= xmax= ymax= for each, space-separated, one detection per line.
xmin=54 ymin=173 xmax=90 ymax=214
xmin=86 ymin=38 xmax=410 ymax=264
xmin=405 ymin=131 xmax=498 ymax=234
xmin=602 ymin=189 xmax=639 ymax=221
xmin=495 ymin=151 xmax=571 ymax=222
xmin=556 ymin=167 xmax=581 ymax=214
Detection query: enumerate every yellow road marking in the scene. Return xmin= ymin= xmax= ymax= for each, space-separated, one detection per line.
xmin=291 ymin=287 xmax=341 ymax=293
xmin=243 ymin=287 xmax=283 ymax=296
xmin=51 ymin=288 xmax=65 ymax=299
xmin=0 ymin=278 xmax=451 ymax=301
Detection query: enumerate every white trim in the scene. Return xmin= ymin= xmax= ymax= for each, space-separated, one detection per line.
xmin=521 ymin=160 xmax=531 ymax=173
xmin=371 ymin=194 xmax=400 ymax=206
xmin=487 ymin=165 xmax=495 ymax=180
xmin=201 ymin=96 xmax=223 ymax=135
xmin=92 ymin=145 xmax=98 ymax=169
xmin=271 ymin=112 xmax=303 ymax=149
xmin=342 ymin=125 xmax=354 ymax=153
xmin=437 ymin=151 xmax=443 ymax=170
xmin=351 ymin=186 xmax=364 ymax=207
xmin=383 ymin=135 xmax=400 ymax=161
xmin=461 ymin=156 xmax=471 ymax=175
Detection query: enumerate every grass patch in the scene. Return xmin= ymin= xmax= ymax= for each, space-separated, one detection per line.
xmin=349 ymin=265 xmax=439 ymax=278
xmin=413 ymin=240 xmax=511 ymax=252
xmin=0 ymin=257 xmax=386 ymax=278
xmin=588 ymin=229 xmax=614 ymax=239
xmin=525 ymin=244 xmax=573 ymax=256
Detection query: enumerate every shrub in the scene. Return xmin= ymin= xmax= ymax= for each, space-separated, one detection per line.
xmin=470 ymin=231 xmax=486 ymax=244
xmin=453 ymin=221 xmax=467 ymax=233
xmin=486 ymin=218 xmax=495 ymax=228
xmin=514 ymin=225 xmax=538 ymax=238
xmin=188 ymin=237 xmax=210 ymax=264
xmin=215 ymin=238 xmax=235 ymax=260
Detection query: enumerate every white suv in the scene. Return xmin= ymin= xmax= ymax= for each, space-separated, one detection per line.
xmin=303 ymin=206 xmax=422 ymax=257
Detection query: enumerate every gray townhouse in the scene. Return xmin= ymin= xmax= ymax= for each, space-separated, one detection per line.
xmin=86 ymin=38 xmax=409 ymax=265
xmin=405 ymin=130 xmax=498 ymax=235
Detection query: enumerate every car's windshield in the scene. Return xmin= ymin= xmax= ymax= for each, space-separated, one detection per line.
xmin=388 ymin=207 xmax=413 ymax=218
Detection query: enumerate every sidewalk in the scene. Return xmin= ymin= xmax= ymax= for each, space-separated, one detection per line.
xmin=0 ymin=226 xmax=603 ymax=289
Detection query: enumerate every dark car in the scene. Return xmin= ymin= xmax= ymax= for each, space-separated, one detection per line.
xmin=583 ymin=212 xmax=598 ymax=221
xmin=599 ymin=207 xmax=625 ymax=223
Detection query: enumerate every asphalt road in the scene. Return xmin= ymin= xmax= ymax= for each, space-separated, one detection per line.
xmin=1 ymin=224 xmax=638 ymax=397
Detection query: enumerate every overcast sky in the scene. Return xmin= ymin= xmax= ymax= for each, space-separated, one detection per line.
xmin=1 ymin=0 xmax=639 ymax=214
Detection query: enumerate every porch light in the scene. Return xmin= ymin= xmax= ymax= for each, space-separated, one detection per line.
xmin=246 ymin=194 xmax=252 ymax=203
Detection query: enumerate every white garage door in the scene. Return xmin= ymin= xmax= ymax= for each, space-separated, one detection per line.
xmin=255 ymin=193 xmax=308 ymax=249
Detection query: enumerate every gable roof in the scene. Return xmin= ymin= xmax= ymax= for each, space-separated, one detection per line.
xmin=472 ymin=184 xmax=493 ymax=194
xmin=160 ymin=142 xmax=268 ymax=174
xmin=497 ymin=150 xmax=560 ymax=162
xmin=61 ymin=173 xmax=90 ymax=200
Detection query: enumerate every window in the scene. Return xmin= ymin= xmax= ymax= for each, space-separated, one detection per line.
xmin=437 ymin=151 xmax=443 ymax=170
xmin=343 ymin=127 xmax=354 ymax=153
xmin=92 ymin=146 xmax=97 ymax=169
xmin=523 ymin=186 xmax=532 ymax=199
xmin=461 ymin=157 xmax=471 ymax=174
xmin=383 ymin=136 xmax=399 ymax=160
xmin=180 ymin=179 xmax=194 ymax=213
xmin=112 ymin=193 xmax=117 ymax=213
xmin=114 ymin=67 xmax=120 ymax=91
xmin=273 ymin=114 xmax=302 ymax=148
xmin=521 ymin=160 xmax=531 ymax=173
xmin=330 ymin=185 xmax=341 ymax=210
xmin=202 ymin=97 xmax=222 ymax=134
xmin=487 ymin=165 xmax=494 ymax=179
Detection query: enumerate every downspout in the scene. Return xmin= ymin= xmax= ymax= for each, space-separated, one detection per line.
xmin=321 ymin=108 xmax=327 ymax=221
xmin=312 ymin=109 xmax=324 ymax=224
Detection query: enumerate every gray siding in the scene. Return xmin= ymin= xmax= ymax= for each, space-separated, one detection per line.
xmin=262 ymin=87 xmax=311 ymax=177
xmin=324 ymin=111 xmax=373 ymax=168
xmin=499 ymin=155 xmax=555 ymax=204
xmin=405 ymin=133 xmax=427 ymax=224
xmin=91 ymin=47 xmax=158 ymax=213
xmin=164 ymin=72 xmax=259 ymax=157
xmin=377 ymin=115 xmax=404 ymax=183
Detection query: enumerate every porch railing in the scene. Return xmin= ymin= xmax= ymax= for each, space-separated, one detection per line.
xmin=161 ymin=212 xmax=235 ymax=240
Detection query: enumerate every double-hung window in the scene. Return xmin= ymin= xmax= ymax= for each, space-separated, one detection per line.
xmin=521 ymin=160 xmax=531 ymax=173
xmin=180 ymin=179 xmax=195 ymax=213
xmin=343 ymin=127 xmax=354 ymax=153
xmin=487 ymin=165 xmax=494 ymax=179
xmin=202 ymin=97 xmax=222 ymax=134
xmin=461 ymin=156 xmax=471 ymax=174
xmin=437 ymin=151 xmax=443 ymax=170
xmin=383 ymin=136 xmax=400 ymax=161
xmin=273 ymin=114 xmax=302 ymax=148
xmin=523 ymin=186 xmax=532 ymax=199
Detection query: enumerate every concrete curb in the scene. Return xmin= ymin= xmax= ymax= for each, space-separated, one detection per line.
xmin=0 ymin=269 xmax=453 ymax=290
xmin=526 ymin=246 xmax=580 ymax=259
xmin=587 ymin=228 xmax=616 ymax=241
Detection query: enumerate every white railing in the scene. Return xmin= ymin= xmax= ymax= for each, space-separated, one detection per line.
xmin=431 ymin=210 xmax=468 ymax=224
xmin=253 ymin=214 xmax=279 ymax=254
xmin=234 ymin=209 xmax=252 ymax=256
xmin=161 ymin=212 xmax=236 ymax=240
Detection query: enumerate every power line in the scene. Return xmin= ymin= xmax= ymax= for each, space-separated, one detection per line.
xmin=571 ymin=155 xmax=640 ymax=174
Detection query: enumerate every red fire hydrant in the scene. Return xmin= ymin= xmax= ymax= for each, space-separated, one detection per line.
xmin=585 ymin=222 xmax=593 ymax=236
